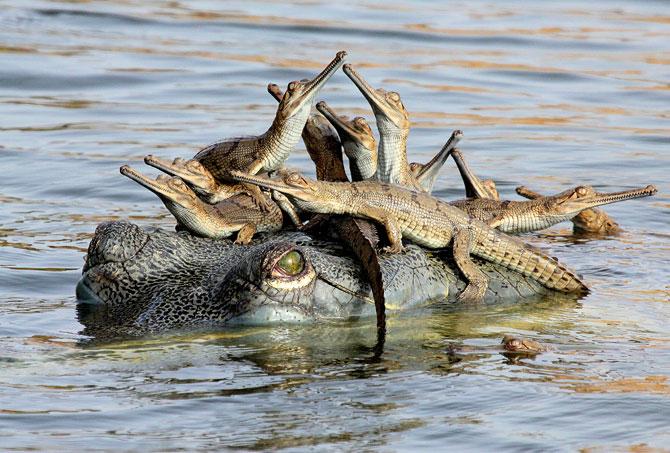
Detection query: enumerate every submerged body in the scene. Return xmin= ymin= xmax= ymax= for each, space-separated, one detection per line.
xmin=76 ymin=222 xmax=554 ymax=335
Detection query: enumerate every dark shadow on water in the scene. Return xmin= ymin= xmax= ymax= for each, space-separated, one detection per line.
xmin=75 ymin=291 xmax=580 ymax=385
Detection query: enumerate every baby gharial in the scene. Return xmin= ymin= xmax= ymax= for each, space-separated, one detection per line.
xmin=120 ymin=165 xmax=284 ymax=243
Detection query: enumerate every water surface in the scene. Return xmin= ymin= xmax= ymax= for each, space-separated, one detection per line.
xmin=1 ymin=0 xmax=669 ymax=450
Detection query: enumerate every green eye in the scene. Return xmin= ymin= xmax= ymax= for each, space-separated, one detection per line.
xmin=276 ymin=250 xmax=304 ymax=276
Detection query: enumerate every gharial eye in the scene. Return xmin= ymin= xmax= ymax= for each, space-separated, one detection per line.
xmin=388 ymin=92 xmax=401 ymax=102
xmin=576 ymin=186 xmax=589 ymax=196
xmin=353 ymin=117 xmax=367 ymax=128
xmin=287 ymin=172 xmax=302 ymax=183
xmin=288 ymin=81 xmax=298 ymax=91
xmin=170 ymin=177 xmax=186 ymax=188
xmin=274 ymin=250 xmax=305 ymax=276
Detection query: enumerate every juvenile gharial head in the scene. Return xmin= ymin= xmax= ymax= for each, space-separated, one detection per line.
xmin=229 ymin=170 xmax=348 ymax=214
xmin=144 ymin=155 xmax=217 ymax=194
xmin=501 ymin=335 xmax=545 ymax=354
xmin=572 ymin=209 xmax=620 ymax=234
xmin=120 ymin=165 xmax=200 ymax=210
xmin=408 ymin=162 xmax=423 ymax=177
xmin=543 ymin=184 xmax=657 ymax=218
xmin=342 ymin=64 xmax=409 ymax=133
xmin=316 ymin=101 xmax=377 ymax=157
xmin=274 ymin=51 xmax=347 ymax=122
xmin=482 ymin=179 xmax=500 ymax=201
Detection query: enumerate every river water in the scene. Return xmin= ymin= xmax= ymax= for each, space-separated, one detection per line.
xmin=1 ymin=1 xmax=669 ymax=450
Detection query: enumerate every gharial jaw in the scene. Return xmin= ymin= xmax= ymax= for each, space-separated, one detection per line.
xmin=316 ymin=101 xmax=377 ymax=180
xmin=144 ymin=155 xmax=217 ymax=193
xmin=548 ymin=184 xmax=657 ymax=218
xmin=342 ymin=64 xmax=409 ymax=131
xmin=315 ymin=101 xmax=377 ymax=155
xmin=121 ymin=165 xmax=250 ymax=239
xmin=274 ymin=51 xmax=347 ymax=123
xmin=412 ymin=130 xmax=463 ymax=193
xmin=120 ymin=165 xmax=201 ymax=210
xmin=120 ymin=165 xmax=211 ymax=232
xmin=229 ymin=170 xmax=348 ymax=215
xmin=144 ymin=154 xmax=252 ymax=204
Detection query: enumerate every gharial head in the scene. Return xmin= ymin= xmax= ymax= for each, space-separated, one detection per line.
xmin=120 ymin=165 xmax=200 ymax=210
xmin=544 ymin=184 xmax=657 ymax=217
xmin=316 ymin=101 xmax=377 ymax=155
xmin=77 ymin=221 xmax=384 ymax=334
xmin=274 ymin=51 xmax=347 ymax=122
xmin=342 ymin=63 xmax=409 ymax=131
xmin=408 ymin=162 xmax=423 ymax=177
xmin=143 ymin=155 xmax=216 ymax=193
xmin=572 ymin=209 xmax=620 ymax=234
xmin=229 ymin=170 xmax=346 ymax=214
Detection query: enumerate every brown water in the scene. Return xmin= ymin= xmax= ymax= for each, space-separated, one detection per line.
xmin=1 ymin=1 xmax=669 ymax=450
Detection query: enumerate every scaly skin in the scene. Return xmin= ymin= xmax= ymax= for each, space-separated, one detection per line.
xmin=451 ymin=184 xmax=657 ymax=233
xmin=267 ymin=87 xmax=387 ymax=328
xmin=343 ymin=64 xmax=423 ymax=190
xmin=501 ymin=335 xmax=546 ymax=353
xmin=315 ymin=100 xmax=377 ymax=181
xmin=144 ymin=51 xmax=347 ymax=207
xmin=120 ymin=165 xmax=283 ymax=243
xmin=230 ymin=171 xmax=590 ymax=302
xmin=266 ymin=83 xmax=348 ymax=183
xmin=76 ymin=222 xmax=553 ymax=335
xmin=516 ymin=186 xmax=620 ymax=234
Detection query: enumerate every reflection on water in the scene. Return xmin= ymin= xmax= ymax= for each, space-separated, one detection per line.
xmin=0 ymin=0 xmax=669 ymax=450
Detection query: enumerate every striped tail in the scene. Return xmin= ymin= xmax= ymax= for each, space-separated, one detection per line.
xmin=471 ymin=228 xmax=588 ymax=293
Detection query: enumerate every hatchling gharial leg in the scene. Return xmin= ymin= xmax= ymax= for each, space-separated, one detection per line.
xmin=371 ymin=209 xmax=405 ymax=254
xmin=271 ymin=190 xmax=302 ymax=227
xmin=240 ymin=183 xmax=275 ymax=212
xmin=234 ymin=223 xmax=257 ymax=245
xmin=452 ymin=227 xmax=488 ymax=303
xmin=204 ymin=182 xmax=253 ymax=204
xmin=234 ymin=159 xmax=276 ymax=212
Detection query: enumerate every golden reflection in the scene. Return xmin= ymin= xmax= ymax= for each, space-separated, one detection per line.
xmin=0 ymin=45 xmax=36 ymax=53
xmin=645 ymin=57 xmax=670 ymax=65
xmin=383 ymin=77 xmax=497 ymax=94
xmin=563 ymin=375 xmax=670 ymax=395
xmin=582 ymin=443 xmax=669 ymax=453
xmin=410 ymin=111 xmax=576 ymax=127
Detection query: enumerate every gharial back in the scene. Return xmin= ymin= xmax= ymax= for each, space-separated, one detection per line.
xmin=343 ymin=180 xmax=472 ymax=225
xmin=194 ymin=136 xmax=264 ymax=181
xmin=329 ymin=181 xmax=587 ymax=294
xmin=212 ymin=193 xmax=283 ymax=228
xmin=449 ymin=198 xmax=510 ymax=223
